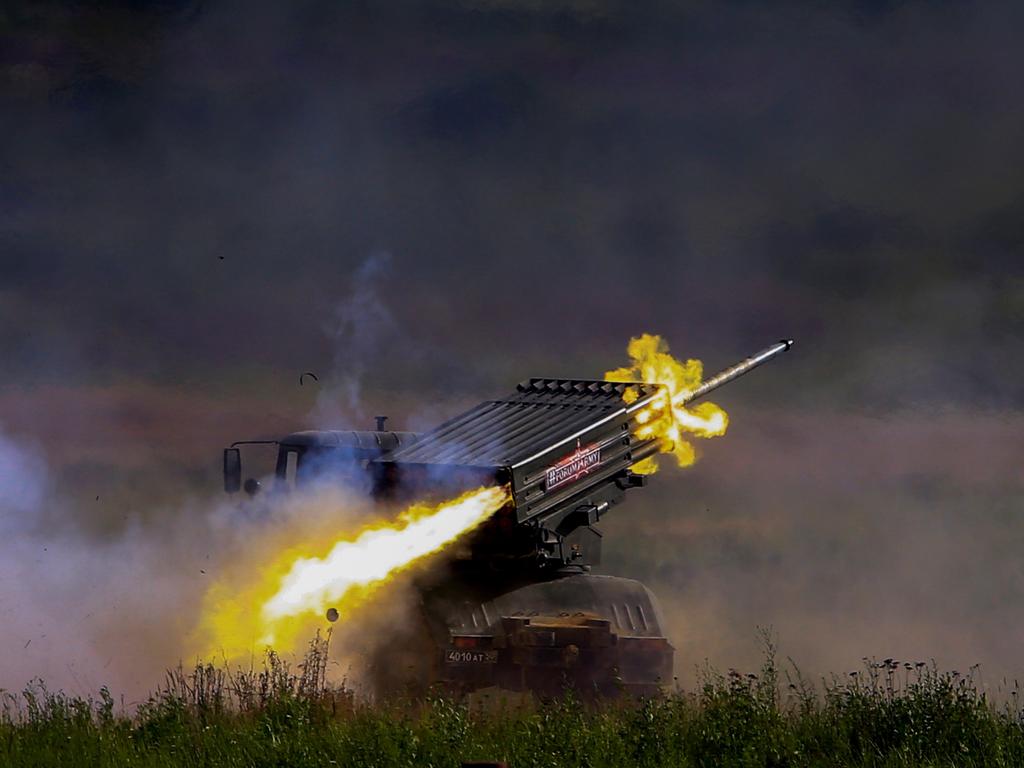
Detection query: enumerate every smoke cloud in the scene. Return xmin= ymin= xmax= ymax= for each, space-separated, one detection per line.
xmin=0 ymin=417 xmax=405 ymax=700
xmin=0 ymin=421 xmax=247 ymax=699
xmin=311 ymin=252 xmax=401 ymax=428
xmin=0 ymin=426 xmax=49 ymax=521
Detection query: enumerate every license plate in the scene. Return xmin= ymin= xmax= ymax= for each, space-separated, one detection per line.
xmin=445 ymin=648 xmax=498 ymax=664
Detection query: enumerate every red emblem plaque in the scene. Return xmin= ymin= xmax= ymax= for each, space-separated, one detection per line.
xmin=545 ymin=440 xmax=602 ymax=491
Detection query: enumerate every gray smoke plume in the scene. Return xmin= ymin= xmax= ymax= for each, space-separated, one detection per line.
xmin=0 ymin=422 xmax=218 ymax=698
xmin=0 ymin=420 xmax=380 ymax=700
xmin=311 ymin=253 xmax=401 ymax=428
xmin=0 ymin=426 xmax=49 ymax=521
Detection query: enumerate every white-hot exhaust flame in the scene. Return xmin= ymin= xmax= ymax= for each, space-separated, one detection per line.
xmin=255 ymin=485 xmax=509 ymax=645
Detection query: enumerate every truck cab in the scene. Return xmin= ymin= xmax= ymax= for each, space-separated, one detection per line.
xmin=223 ymin=427 xmax=419 ymax=496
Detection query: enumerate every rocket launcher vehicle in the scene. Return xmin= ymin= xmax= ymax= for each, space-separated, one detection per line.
xmin=372 ymin=339 xmax=793 ymax=572
xmin=225 ymin=340 xmax=791 ymax=572
xmin=220 ymin=339 xmax=792 ymax=696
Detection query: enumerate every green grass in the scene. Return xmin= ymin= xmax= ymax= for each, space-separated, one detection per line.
xmin=2 ymin=636 xmax=1023 ymax=767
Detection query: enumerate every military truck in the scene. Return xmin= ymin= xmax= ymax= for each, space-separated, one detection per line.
xmin=223 ymin=340 xmax=792 ymax=697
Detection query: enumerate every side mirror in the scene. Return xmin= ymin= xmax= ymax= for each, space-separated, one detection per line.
xmin=223 ymin=448 xmax=241 ymax=493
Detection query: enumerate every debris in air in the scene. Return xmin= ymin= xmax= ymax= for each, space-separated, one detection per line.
xmin=299 ymin=371 xmax=319 ymax=386
xmin=326 ymin=608 xmax=339 ymax=623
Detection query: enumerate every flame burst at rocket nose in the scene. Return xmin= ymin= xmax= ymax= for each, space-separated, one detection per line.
xmin=605 ymin=334 xmax=728 ymax=474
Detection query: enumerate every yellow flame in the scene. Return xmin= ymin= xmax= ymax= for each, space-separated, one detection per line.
xmin=195 ymin=485 xmax=510 ymax=660
xmin=605 ymin=333 xmax=728 ymax=473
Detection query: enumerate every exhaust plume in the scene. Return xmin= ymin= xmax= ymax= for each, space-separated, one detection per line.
xmin=194 ymin=485 xmax=511 ymax=661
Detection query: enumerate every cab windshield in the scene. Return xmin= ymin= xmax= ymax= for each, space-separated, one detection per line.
xmin=275 ymin=446 xmax=371 ymax=490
